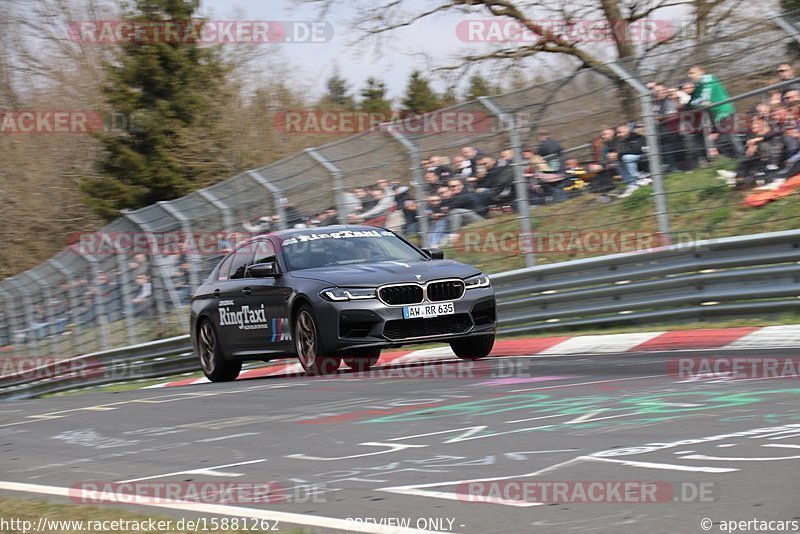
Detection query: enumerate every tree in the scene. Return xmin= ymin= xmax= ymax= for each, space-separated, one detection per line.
xmin=401 ymin=70 xmax=441 ymax=113
xmin=359 ymin=76 xmax=392 ymax=113
xmin=80 ymin=0 xmax=233 ymax=220
xmin=465 ymin=74 xmax=496 ymax=100
xmin=308 ymin=0 xmax=765 ymax=119
xmin=321 ymin=66 xmax=355 ymax=108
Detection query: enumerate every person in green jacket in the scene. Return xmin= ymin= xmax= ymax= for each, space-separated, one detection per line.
xmin=687 ymin=65 xmax=742 ymax=159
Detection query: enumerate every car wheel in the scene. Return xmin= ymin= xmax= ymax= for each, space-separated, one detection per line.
xmin=450 ymin=334 xmax=495 ymax=360
xmin=197 ymin=320 xmax=242 ymax=382
xmin=294 ymin=304 xmax=341 ymax=375
xmin=342 ymin=348 xmax=381 ymax=372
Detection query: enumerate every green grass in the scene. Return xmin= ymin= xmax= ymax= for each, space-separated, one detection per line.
xmin=440 ymin=160 xmax=800 ymax=274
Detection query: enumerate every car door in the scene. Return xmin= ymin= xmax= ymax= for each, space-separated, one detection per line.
xmin=214 ymin=245 xmax=255 ymax=353
xmin=238 ymin=238 xmax=294 ymax=355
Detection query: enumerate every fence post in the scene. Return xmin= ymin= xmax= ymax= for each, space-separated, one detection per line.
xmin=48 ymin=258 xmax=86 ymax=355
xmin=197 ymin=189 xmax=235 ymax=235
xmin=122 ymin=212 xmax=175 ymax=330
xmin=24 ymin=271 xmax=56 ymax=357
xmin=607 ymin=62 xmax=672 ymax=246
xmin=247 ymin=170 xmax=288 ymax=230
xmin=305 ymin=148 xmax=348 ymax=224
xmin=478 ymin=96 xmax=536 ymax=267
xmin=385 ymin=126 xmax=429 ymax=248
xmin=158 ymin=201 xmax=199 ymax=299
xmin=774 ymin=15 xmax=800 ymax=42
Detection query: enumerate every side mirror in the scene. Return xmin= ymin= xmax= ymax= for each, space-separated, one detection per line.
xmin=248 ymin=262 xmax=280 ymax=277
xmin=422 ymin=247 xmax=444 ymax=260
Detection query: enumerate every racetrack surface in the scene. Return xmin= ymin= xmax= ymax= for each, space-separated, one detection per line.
xmin=1 ymin=348 xmax=799 ymax=533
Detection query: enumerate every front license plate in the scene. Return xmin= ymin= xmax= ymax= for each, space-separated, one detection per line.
xmin=403 ymin=302 xmax=455 ymax=319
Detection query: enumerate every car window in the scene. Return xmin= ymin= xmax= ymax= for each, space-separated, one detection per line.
xmin=229 ymin=248 xmax=254 ymax=279
xmin=252 ymin=240 xmax=277 ymax=265
xmin=280 ymin=229 xmax=426 ymax=271
xmin=216 ymin=254 xmax=234 ymax=281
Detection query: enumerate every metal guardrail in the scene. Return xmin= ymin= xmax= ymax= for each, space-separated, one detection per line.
xmin=2 ymin=228 xmax=799 ymax=399
xmin=492 ymin=229 xmax=800 ymax=333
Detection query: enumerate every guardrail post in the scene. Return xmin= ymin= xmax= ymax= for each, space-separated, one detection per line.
xmin=247 ymin=170 xmax=288 ymax=230
xmin=305 ymin=148 xmax=348 ymax=224
xmin=607 ymin=62 xmax=672 ymax=246
xmin=479 ymin=96 xmax=536 ymax=267
xmin=48 ymin=258 xmax=87 ymax=354
xmin=385 ymin=125 xmax=429 ymax=248
xmin=158 ymin=201 xmax=200 ymax=299
xmin=72 ymin=252 xmax=111 ymax=351
xmin=197 ymin=189 xmax=235 ymax=235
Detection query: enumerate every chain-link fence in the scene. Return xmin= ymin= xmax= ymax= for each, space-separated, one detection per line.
xmin=1 ymin=12 xmax=799 ymax=361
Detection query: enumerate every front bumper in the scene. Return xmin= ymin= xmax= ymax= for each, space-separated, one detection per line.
xmin=312 ymin=287 xmax=497 ymax=353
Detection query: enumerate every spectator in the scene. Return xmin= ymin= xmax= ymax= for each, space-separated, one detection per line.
xmin=348 ymin=187 xmax=395 ymax=223
xmin=477 ymin=155 xmax=515 ymax=209
xmin=318 ymin=207 xmax=339 ymax=226
xmin=776 ymin=63 xmax=800 ymax=98
xmin=429 ymin=155 xmax=453 ymax=181
xmin=688 ymin=65 xmax=740 ymax=159
xmin=522 ymin=147 xmax=549 ymax=178
xmin=425 ymin=195 xmax=449 ymax=247
xmin=655 ymin=85 xmax=688 ymax=172
xmin=132 ymin=274 xmax=152 ymax=317
xmin=497 ymin=148 xmax=514 ymax=167
xmin=535 ymin=129 xmax=564 ymax=171
xmin=424 ymin=170 xmax=442 ymax=195
xmin=587 ymin=126 xmax=618 ymax=193
xmin=615 ymin=123 xmax=646 ymax=197
xmin=242 ymin=216 xmax=272 ymax=234
xmin=443 ymin=179 xmax=483 ymax=236
xmin=460 ymin=146 xmax=481 ymax=176
xmin=452 ymin=155 xmax=472 ymax=178
xmin=716 ymin=117 xmax=785 ymax=188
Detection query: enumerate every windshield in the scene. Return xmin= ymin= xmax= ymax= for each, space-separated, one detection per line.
xmin=280 ymin=229 xmax=427 ymax=271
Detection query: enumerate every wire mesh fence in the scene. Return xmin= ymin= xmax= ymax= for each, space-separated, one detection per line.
xmin=1 ymin=12 xmax=799 ymax=362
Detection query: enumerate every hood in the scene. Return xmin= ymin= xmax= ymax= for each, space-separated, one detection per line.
xmin=289 ymin=259 xmax=481 ymax=286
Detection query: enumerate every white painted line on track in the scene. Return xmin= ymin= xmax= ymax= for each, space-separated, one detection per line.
xmin=0 ymin=480 xmax=452 ymax=534
xmin=195 ymin=432 xmax=260 ymax=443
xmin=583 ymin=456 xmax=738 ymax=473
xmin=117 ymin=459 xmax=268 ymax=483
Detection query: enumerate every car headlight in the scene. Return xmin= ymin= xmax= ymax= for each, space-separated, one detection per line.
xmin=464 ymin=275 xmax=491 ymax=289
xmin=320 ymin=288 xmax=377 ymax=301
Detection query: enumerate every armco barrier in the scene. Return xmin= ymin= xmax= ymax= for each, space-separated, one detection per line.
xmin=2 ymin=229 xmax=800 ymax=399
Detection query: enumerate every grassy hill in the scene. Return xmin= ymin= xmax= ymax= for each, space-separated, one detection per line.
xmin=443 ymin=159 xmax=800 ymax=274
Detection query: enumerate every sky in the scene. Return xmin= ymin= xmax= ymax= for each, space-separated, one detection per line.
xmin=199 ymin=0 xmax=480 ymax=102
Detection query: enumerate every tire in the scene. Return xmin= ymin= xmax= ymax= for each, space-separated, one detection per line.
xmin=342 ymin=348 xmax=381 ymax=372
xmin=197 ymin=319 xmax=242 ymax=382
xmin=294 ymin=304 xmax=341 ymax=375
xmin=450 ymin=334 xmax=495 ymax=361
